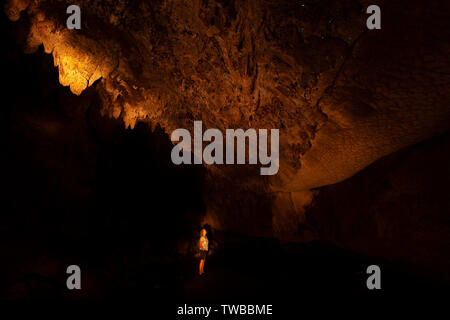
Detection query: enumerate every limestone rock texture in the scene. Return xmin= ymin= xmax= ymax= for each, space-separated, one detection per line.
xmin=5 ymin=0 xmax=450 ymax=278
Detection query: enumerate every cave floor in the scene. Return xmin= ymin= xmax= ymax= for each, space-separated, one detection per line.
xmin=180 ymin=240 xmax=447 ymax=303
xmin=1 ymin=234 xmax=447 ymax=305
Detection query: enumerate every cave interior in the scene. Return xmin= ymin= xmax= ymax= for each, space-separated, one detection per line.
xmin=1 ymin=0 xmax=449 ymax=305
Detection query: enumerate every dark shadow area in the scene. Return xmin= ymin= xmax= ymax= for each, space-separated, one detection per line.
xmin=183 ymin=235 xmax=449 ymax=301
xmin=0 ymin=13 xmax=206 ymax=300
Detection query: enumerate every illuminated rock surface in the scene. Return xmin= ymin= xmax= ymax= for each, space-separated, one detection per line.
xmin=6 ymin=0 xmax=450 ymax=189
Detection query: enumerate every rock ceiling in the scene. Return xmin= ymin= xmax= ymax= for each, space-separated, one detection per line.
xmin=5 ymin=0 xmax=450 ymax=193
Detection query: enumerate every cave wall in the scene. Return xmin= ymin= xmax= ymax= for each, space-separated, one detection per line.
xmin=306 ymin=132 xmax=450 ymax=281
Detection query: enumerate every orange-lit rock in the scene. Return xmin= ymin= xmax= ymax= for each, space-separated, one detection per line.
xmin=6 ymin=0 xmax=449 ymax=195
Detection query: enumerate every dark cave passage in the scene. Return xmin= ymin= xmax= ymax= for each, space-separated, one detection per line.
xmin=1 ymin=16 xmax=207 ymax=299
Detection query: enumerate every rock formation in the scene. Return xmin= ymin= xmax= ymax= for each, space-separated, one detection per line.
xmin=4 ymin=0 xmax=450 ymax=281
